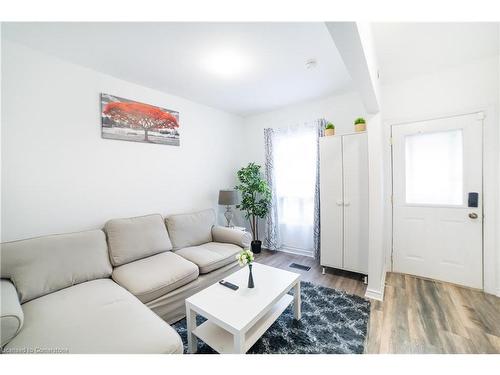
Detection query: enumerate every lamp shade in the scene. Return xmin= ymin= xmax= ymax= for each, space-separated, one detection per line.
xmin=218 ymin=190 xmax=239 ymax=205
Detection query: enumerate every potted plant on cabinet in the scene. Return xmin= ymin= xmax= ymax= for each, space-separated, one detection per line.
xmin=235 ymin=162 xmax=271 ymax=254
xmin=354 ymin=117 xmax=366 ymax=132
xmin=325 ymin=122 xmax=335 ymax=136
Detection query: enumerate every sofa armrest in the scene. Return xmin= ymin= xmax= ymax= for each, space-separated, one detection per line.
xmin=1 ymin=279 xmax=24 ymax=347
xmin=211 ymin=226 xmax=252 ymax=248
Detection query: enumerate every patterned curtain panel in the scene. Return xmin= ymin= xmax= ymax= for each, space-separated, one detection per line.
xmin=264 ymin=128 xmax=282 ymax=251
xmin=313 ymin=119 xmax=326 ymax=261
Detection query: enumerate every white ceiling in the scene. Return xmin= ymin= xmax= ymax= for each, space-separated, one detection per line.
xmin=3 ymin=22 xmax=353 ymax=116
xmin=372 ymin=22 xmax=500 ymax=84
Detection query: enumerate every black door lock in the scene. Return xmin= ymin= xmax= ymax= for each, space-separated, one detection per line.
xmin=468 ymin=192 xmax=478 ymax=208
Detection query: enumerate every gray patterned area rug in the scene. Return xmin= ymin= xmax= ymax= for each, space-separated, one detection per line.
xmin=173 ymin=281 xmax=370 ymax=354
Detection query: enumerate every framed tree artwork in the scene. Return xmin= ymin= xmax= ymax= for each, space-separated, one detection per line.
xmin=101 ymin=93 xmax=180 ymax=146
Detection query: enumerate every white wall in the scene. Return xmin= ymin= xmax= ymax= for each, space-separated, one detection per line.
xmin=325 ymin=23 xmax=380 ymax=113
xmin=242 ymin=90 xmax=367 ymax=166
xmin=365 ymin=113 xmax=386 ymax=300
xmin=1 ymin=40 xmax=245 ymax=241
xmin=0 ymin=24 xmax=3 ymax=242
xmin=354 ymin=22 xmax=381 ymax=112
xmin=351 ymin=23 xmax=387 ymax=301
xmin=498 ymin=34 xmax=500 ymax=297
xmin=381 ymin=56 xmax=500 ymax=296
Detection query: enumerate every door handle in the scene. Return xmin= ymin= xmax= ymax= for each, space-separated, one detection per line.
xmin=468 ymin=212 xmax=478 ymax=219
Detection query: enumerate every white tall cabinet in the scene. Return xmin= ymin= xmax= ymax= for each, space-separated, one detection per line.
xmin=320 ymin=132 xmax=368 ymax=275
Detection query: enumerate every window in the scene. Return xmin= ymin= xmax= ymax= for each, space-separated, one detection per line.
xmin=405 ymin=129 xmax=463 ymax=205
xmin=274 ymin=125 xmax=316 ymax=254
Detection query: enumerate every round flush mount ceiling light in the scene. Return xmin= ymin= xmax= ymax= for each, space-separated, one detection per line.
xmin=202 ymin=48 xmax=251 ymax=79
xmin=305 ymin=58 xmax=318 ymax=70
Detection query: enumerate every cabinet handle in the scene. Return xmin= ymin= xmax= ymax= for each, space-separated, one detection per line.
xmin=336 ymin=200 xmax=343 ymax=206
xmin=344 ymin=201 xmax=351 ymax=206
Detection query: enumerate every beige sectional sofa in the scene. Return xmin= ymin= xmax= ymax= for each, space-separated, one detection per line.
xmin=0 ymin=209 xmax=251 ymax=354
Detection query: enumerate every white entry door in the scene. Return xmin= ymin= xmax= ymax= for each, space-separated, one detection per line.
xmin=392 ymin=113 xmax=483 ymax=289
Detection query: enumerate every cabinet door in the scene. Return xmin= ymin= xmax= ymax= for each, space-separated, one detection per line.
xmin=342 ymin=133 xmax=368 ymax=274
xmin=319 ymin=136 xmax=343 ymax=268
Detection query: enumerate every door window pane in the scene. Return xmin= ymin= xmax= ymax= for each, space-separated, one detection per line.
xmin=405 ymin=129 xmax=463 ymax=205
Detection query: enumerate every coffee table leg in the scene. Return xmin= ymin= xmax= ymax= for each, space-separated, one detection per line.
xmin=293 ymin=281 xmax=301 ymax=320
xmin=233 ymin=332 xmax=245 ymax=354
xmin=186 ymin=305 xmax=198 ymax=353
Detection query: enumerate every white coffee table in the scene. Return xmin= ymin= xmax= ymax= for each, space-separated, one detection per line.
xmin=185 ymin=263 xmax=301 ymax=354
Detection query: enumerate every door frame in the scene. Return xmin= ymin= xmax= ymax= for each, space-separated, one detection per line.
xmin=390 ymin=112 xmax=484 ymax=289
xmin=386 ymin=109 xmax=497 ymax=293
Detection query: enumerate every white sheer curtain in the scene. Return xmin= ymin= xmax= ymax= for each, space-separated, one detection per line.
xmin=273 ymin=124 xmax=317 ymax=256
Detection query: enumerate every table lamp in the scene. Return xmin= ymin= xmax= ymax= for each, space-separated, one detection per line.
xmin=218 ymin=190 xmax=239 ymax=227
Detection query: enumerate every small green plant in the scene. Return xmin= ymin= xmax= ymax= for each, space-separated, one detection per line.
xmin=325 ymin=122 xmax=335 ymax=130
xmin=236 ymin=249 xmax=254 ymax=267
xmin=354 ymin=117 xmax=366 ymax=125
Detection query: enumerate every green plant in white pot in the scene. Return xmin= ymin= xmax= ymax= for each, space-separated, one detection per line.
xmin=325 ymin=122 xmax=335 ymax=136
xmin=354 ymin=117 xmax=366 ymax=132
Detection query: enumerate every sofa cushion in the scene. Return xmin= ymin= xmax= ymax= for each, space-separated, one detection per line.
xmin=0 ymin=230 xmax=112 ymax=304
xmin=1 ymin=280 xmax=24 ymax=347
xmin=146 ymin=262 xmax=239 ymax=324
xmin=3 ymin=279 xmax=183 ymax=354
xmin=165 ymin=209 xmax=215 ymax=250
xmin=104 ymin=214 xmax=173 ymax=266
xmin=174 ymin=242 xmax=240 ymax=274
xmin=112 ymin=252 xmax=199 ymax=303
xmin=212 ymin=226 xmax=252 ymax=248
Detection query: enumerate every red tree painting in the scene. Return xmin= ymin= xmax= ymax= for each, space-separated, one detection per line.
xmin=103 ymin=101 xmax=179 ymax=142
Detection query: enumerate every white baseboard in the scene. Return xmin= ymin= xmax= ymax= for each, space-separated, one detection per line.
xmin=278 ymin=247 xmax=314 ymax=258
xmin=365 ymin=288 xmax=384 ymax=301
xmin=365 ymin=271 xmax=386 ymax=301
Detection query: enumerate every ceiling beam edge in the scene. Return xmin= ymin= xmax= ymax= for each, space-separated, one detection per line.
xmin=325 ymin=22 xmax=380 ymax=114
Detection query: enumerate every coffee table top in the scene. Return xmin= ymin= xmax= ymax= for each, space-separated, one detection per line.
xmin=186 ymin=263 xmax=300 ymax=333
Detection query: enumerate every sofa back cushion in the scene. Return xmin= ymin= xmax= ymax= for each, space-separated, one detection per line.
xmin=0 ymin=230 xmax=112 ymax=303
xmin=104 ymin=214 xmax=172 ymax=266
xmin=165 ymin=209 xmax=215 ymax=250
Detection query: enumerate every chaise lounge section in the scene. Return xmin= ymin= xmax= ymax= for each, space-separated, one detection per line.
xmin=0 ymin=229 xmax=183 ymax=354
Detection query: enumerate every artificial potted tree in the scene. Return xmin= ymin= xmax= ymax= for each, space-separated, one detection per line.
xmin=235 ymin=162 xmax=271 ymax=254
xmin=354 ymin=117 xmax=366 ymax=132
xmin=325 ymin=122 xmax=335 ymax=136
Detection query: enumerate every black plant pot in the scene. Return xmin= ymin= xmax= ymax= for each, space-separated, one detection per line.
xmin=251 ymin=240 xmax=262 ymax=254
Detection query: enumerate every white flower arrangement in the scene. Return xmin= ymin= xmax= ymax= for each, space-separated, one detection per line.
xmin=236 ymin=249 xmax=254 ymax=267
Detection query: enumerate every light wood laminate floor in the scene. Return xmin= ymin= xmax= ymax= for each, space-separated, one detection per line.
xmin=255 ymin=249 xmax=500 ymax=354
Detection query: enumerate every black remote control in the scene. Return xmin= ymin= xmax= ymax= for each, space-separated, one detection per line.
xmin=219 ymin=280 xmax=239 ymax=290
